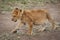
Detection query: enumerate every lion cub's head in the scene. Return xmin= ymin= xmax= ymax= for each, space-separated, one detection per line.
xmin=11 ymin=8 xmax=22 ymax=22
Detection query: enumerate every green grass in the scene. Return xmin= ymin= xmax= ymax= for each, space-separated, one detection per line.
xmin=0 ymin=0 xmax=59 ymax=11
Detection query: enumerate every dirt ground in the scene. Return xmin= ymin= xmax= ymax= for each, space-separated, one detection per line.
xmin=0 ymin=2 xmax=60 ymax=40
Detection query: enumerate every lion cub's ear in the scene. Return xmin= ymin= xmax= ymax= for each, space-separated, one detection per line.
xmin=15 ymin=8 xmax=18 ymax=10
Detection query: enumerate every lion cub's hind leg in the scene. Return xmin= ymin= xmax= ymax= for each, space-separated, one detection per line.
xmin=47 ymin=13 xmax=57 ymax=30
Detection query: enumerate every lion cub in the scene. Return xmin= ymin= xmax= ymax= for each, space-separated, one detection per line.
xmin=11 ymin=8 xmax=56 ymax=35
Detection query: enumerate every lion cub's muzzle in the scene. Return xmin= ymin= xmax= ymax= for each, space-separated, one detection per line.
xmin=12 ymin=18 xmax=17 ymax=22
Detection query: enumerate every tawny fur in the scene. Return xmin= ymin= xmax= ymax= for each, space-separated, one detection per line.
xmin=11 ymin=8 xmax=56 ymax=35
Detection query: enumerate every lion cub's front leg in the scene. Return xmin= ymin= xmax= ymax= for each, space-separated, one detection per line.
xmin=27 ymin=22 xmax=33 ymax=35
xmin=11 ymin=22 xmax=23 ymax=33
